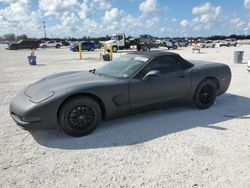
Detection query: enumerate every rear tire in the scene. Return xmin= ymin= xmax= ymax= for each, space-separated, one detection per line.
xmin=193 ymin=79 xmax=217 ymax=109
xmin=59 ymin=96 xmax=102 ymax=137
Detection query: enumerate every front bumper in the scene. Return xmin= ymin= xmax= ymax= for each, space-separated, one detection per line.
xmin=10 ymin=113 xmax=40 ymax=128
xmin=9 ymin=90 xmax=58 ymax=129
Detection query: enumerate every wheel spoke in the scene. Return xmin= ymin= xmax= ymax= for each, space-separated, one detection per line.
xmin=67 ymin=104 xmax=96 ymax=130
xmin=198 ymin=84 xmax=215 ymax=106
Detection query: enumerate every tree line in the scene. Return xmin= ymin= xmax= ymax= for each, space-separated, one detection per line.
xmin=1 ymin=33 xmax=250 ymax=42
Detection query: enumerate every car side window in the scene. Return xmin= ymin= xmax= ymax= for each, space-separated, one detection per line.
xmin=135 ymin=56 xmax=182 ymax=79
xmin=20 ymin=41 xmax=27 ymax=45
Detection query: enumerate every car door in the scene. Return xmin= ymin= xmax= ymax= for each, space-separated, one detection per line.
xmin=117 ymin=34 xmax=125 ymax=47
xmin=19 ymin=41 xmax=28 ymax=49
xmin=129 ymin=55 xmax=192 ymax=110
xmin=47 ymin=41 xmax=54 ymax=47
xmin=82 ymin=42 xmax=89 ymax=50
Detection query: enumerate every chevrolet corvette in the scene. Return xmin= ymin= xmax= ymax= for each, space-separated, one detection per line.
xmin=10 ymin=51 xmax=231 ymax=136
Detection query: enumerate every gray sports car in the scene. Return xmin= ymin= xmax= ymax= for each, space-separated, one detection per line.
xmin=10 ymin=51 xmax=231 ymax=137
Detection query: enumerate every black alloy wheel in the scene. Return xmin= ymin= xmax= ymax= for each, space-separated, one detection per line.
xmin=194 ymin=79 xmax=217 ymax=109
xmin=59 ymin=96 xmax=101 ymax=137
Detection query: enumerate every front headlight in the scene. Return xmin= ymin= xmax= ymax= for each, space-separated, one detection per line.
xmin=28 ymin=90 xmax=55 ymax=103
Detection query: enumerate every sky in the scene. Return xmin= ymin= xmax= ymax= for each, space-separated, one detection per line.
xmin=0 ymin=0 xmax=250 ymax=38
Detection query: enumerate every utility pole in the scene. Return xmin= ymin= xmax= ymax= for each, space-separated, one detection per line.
xmin=43 ymin=21 xmax=47 ymax=38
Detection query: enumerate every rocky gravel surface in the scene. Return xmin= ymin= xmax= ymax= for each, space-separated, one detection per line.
xmin=0 ymin=45 xmax=249 ymax=187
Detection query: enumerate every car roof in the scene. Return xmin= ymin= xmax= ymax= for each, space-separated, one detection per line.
xmin=127 ymin=51 xmax=179 ymax=58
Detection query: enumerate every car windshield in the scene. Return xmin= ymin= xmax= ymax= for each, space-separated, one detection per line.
xmin=95 ymin=54 xmax=148 ymax=79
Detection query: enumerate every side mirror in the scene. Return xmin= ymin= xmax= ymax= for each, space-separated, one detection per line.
xmin=143 ymin=70 xmax=161 ymax=80
xmin=89 ymin=69 xmax=96 ymax=73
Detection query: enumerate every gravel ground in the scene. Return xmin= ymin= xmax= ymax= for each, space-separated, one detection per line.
xmin=0 ymin=44 xmax=250 ymax=188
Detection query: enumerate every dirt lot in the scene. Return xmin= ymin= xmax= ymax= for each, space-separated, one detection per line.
xmin=0 ymin=44 xmax=250 ymax=187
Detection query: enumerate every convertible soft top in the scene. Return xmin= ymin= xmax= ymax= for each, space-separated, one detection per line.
xmin=127 ymin=51 xmax=179 ymax=58
xmin=127 ymin=51 xmax=193 ymax=68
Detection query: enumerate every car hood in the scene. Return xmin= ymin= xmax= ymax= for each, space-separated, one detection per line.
xmin=9 ymin=42 xmax=18 ymax=45
xmin=104 ymin=40 xmax=116 ymax=44
xmin=24 ymin=71 xmax=112 ymax=103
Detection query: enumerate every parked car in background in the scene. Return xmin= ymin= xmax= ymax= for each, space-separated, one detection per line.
xmin=40 ymin=40 xmax=62 ymax=48
xmin=237 ymin=39 xmax=250 ymax=45
xmin=176 ymin=40 xmax=189 ymax=47
xmin=155 ymin=39 xmax=162 ymax=44
xmin=200 ymin=40 xmax=215 ymax=48
xmin=162 ymin=39 xmax=178 ymax=49
xmin=70 ymin=42 xmax=95 ymax=52
xmin=248 ymin=60 xmax=250 ymax=72
xmin=220 ymin=38 xmax=237 ymax=47
xmin=137 ymin=34 xmax=156 ymax=44
xmin=8 ymin=39 xmax=40 ymax=50
xmin=61 ymin=40 xmax=70 ymax=46
xmin=92 ymin=41 xmax=102 ymax=49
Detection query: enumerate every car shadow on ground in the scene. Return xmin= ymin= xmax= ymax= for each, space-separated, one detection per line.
xmin=30 ymin=93 xmax=250 ymax=150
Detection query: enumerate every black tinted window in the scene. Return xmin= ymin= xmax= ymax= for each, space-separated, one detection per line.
xmin=135 ymin=56 xmax=182 ymax=79
xmin=83 ymin=42 xmax=91 ymax=45
xmin=20 ymin=41 xmax=28 ymax=45
xmin=145 ymin=56 xmax=181 ymax=73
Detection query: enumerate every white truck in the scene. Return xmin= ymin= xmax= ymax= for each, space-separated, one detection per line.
xmin=104 ymin=33 xmax=153 ymax=53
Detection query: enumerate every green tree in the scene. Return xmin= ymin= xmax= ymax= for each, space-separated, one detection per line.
xmin=3 ymin=33 xmax=16 ymax=41
xmin=17 ymin=34 xmax=28 ymax=40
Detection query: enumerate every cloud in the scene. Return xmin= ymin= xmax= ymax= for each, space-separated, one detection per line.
xmin=145 ymin=17 xmax=160 ymax=28
xmin=0 ymin=0 xmax=32 ymax=21
xmin=160 ymin=27 xmax=166 ymax=32
xmin=230 ymin=18 xmax=245 ymax=27
xmin=139 ymin=0 xmax=158 ymax=14
xmin=78 ymin=2 xmax=91 ymax=19
xmin=177 ymin=2 xmax=224 ymax=35
xmin=192 ymin=2 xmax=222 ymax=24
xmin=39 ymin=0 xmax=79 ymax=16
xmin=192 ymin=2 xmax=212 ymax=15
xmin=180 ymin=19 xmax=189 ymax=27
xmin=171 ymin=18 xmax=177 ymax=22
xmin=93 ymin=0 xmax=113 ymax=10
xmin=244 ymin=0 xmax=250 ymax=9
xmin=102 ymin=8 xmax=120 ymax=22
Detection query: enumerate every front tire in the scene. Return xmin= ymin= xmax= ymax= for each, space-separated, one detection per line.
xmin=112 ymin=46 xmax=118 ymax=53
xmin=193 ymin=79 xmax=217 ymax=109
xmin=59 ymin=96 xmax=102 ymax=137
